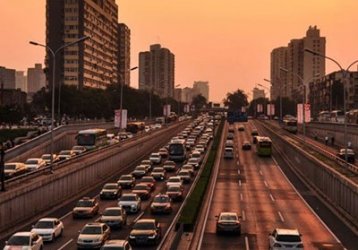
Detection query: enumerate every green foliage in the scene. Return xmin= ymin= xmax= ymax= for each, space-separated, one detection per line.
xmin=0 ymin=128 xmax=36 ymax=144
xmin=192 ymin=94 xmax=207 ymax=110
xmin=0 ymin=105 xmax=25 ymax=125
xmin=223 ymin=89 xmax=248 ymax=111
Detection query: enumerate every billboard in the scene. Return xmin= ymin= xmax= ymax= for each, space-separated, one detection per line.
xmin=184 ymin=104 xmax=190 ymax=113
xmin=257 ymin=104 xmax=263 ymax=113
xmin=267 ymin=104 xmax=275 ymax=116
xmin=297 ymin=104 xmax=311 ymax=124
xmin=114 ymin=109 xmax=127 ymax=128
xmin=163 ymin=104 xmax=171 ymax=116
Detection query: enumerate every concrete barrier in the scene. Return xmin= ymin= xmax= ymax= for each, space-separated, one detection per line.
xmin=0 ymin=121 xmax=187 ymax=238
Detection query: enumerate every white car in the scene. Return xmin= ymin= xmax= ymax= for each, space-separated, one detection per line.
xmin=24 ymin=158 xmax=46 ymax=171
xmin=149 ymin=152 xmax=162 ymax=164
xmin=269 ymin=228 xmax=304 ymax=250
xmin=187 ymin=157 xmax=200 ymax=169
xmin=163 ymin=160 xmax=176 ymax=172
xmin=41 ymin=154 xmax=59 ymax=165
xmin=77 ymin=223 xmax=110 ymax=249
xmin=4 ymin=232 xmax=43 ymax=250
xmin=166 ymin=176 xmax=183 ymax=188
xmin=118 ymin=193 xmax=142 ymax=214
xmin=31 ymin=218 xmax=64 ymax=242
xmin=194 ymin=145 xmax=205 ymax=154
xmin=99 ymin=207 xmax=127 ymax=228
xmin=190 ymin=151 xmax=203 ymax=163
xmin=58 ymin=150 xmax=76 ymax=161
xmin=71 ymin=145 xmax=87 ymax=155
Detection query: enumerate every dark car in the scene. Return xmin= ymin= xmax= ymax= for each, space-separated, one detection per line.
xmin=140 ymin=176 xmax=156 ymax=191
xmin=251 ymin=129 xmax=258 ymax=136
xmin=129 ymin=219 xmax=161 ymax=245
xmin=337 ymin=149 xmax=355 ymax=163
xmin=100 ymin=183 xmax=122 ymax=200
xmin=132 ymin=183 xmax=151 ymax=200
xmin=226 ymin=132 xmax=234 ymax=140
xmin=242 ymin=141 xmax=252 ymax=150
xmin=73 ymin=197 xmax=99 ymax=218
xmin=238 ymin=125 xmax=245 ymax=131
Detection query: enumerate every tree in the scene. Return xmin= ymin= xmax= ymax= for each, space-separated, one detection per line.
xmin=192 ymin=94 xmax=207 ymax=110
xmin=223 ymin=89 xmax=248 ymax=111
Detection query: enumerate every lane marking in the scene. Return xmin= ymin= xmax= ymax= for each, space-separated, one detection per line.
xmin=239 ymin=180 xmax=242 ymax=186
xmin=242 ymin=210 xmax=246 ymax=221
xmin=240 ymin=193 xmax=243 ymax=201
xmin=237 ymin=169 xmax=241 ymax=175
xmin=133 ymin=211 xmax=144 ymax=223
xmin=58 ymin=239 xmax=73 ymax=250
xmin=245 ymin=236 xmax=250 ymax=250
xmin=59 ymin=211 xmax=73 ymax=221
xmin=259 ymin=170 xmax=263 ymax=176
xmin=236 ymin=160 xmax=240 ymax=166
xmin=278 ymin=211 xmax=285 ymax=222
xmin=264 ymin=180 xmax=269 ymax=188
xmin=269 ymin=193 xmax=275 ymax=202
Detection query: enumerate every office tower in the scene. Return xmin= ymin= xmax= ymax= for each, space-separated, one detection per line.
xmin=117 ymin=23 xmax=131 ymax=86
xmin=181 ymin=87 xmax=193 ymax=103
xmin=193 ymin=81 xmax=209 ymax=101
xmin=0 ymin=66 xmax=16 ymax=89
xmin=15 ymin=71 xmax=27 ymax=92
xmin=253 ymin=87 xmax=265 ymax=100
xmin=27 ymin=64 xmax=46 ymax=95
xmin=270 ymin=47 xmax=288 ymax=100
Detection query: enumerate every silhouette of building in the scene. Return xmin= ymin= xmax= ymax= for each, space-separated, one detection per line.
xmin=118 ymin=23 xmax=131 ymax=86
xmin=0 ymin=66 xmax=16 ymax=89
xmin=27 ymin=64 xmax=46 ymax=95
xmin=193 ymin=81 xmax=209 ymax=101
xmin=15 ymin=71 xmax=27 ymax=92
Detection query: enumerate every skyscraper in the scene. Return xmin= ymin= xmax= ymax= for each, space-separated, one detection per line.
xmin=27 ymin=64 xmax=46 ymax=95
xmin=118 ymin=23 xmax=131 ymax=86
xmin=0 ymin=66 xmax=16 ymax=89
xmin=46 ymin=0 xmax=119 ymax=89
xmin=15 ymin=71 xmax=27 ymax=92
xmin=193 ymin=81 xmax=209 ymax=101
xmin=139 ymin=44 xmax=175 ymax=98
xmin=253 ymin=87 xmax=265 ymax=100
xmin=270 ymin=47 xmax=288 ymax=100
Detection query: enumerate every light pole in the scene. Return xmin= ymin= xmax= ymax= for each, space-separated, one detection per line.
xmin=305 ymin=48 xmax=358 ymax=162
xmin=175 ymin=84 xmax=181 ymax=116
xmin=119 ymin=66 xmax=138 ymax=130
xmin=258 ymin=83 xmax=270 ymax=118
xmin=280 ymin=67 xmax=320 ymax=142
xmin=264 ymin=78 xmax=282 ymax=121
xmin=29 ymin=36 xmax=90 ymax=171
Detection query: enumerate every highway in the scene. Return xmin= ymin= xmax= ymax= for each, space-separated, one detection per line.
xmin=198 ymin=121 xmax=345 ymax=249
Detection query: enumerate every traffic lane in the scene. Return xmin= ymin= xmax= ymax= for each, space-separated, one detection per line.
xmin=201 ymin=124 xmax=244 ymax=249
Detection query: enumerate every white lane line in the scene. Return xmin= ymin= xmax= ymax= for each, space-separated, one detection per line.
xmin=242 ymin=210 xmax=246 ymax=221
xmin=259 ymin=170 xmax=263 ymax=176
xmin=245 ymin=236 xmax=250 ymax=250
xmin=238 ymin=169 xmax=241 ymax=175
xmin=133 ymin=211 xmax=144 ymax=223
xmin=236 ymin=160 xmax=240 ymax=166
xmin=269 ymin=193 xmax=275 ymax=202
xmin=278 ymin=211 xmax=285 ymax=222
xmin=59 ymin=211 xmax=73 ymax=221
xmin=239 ymin=180 xmax=242 ymax=186
xmin=58 ymin=239 xmax=73 ymax=250
xmin=240 ymin=193 xmax=243 ymax=201
xmin=264 ymin=180 xmax=269 ymax=188
xmin=95 ymin=215 xmax=101 ymax=222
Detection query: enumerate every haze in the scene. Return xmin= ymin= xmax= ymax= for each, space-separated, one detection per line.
xmin=0 ymin=0 xmax=357 ymax=102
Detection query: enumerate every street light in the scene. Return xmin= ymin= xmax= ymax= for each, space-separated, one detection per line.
xmin=264 ymin=78 xmax=282 ymax=121
xmin=258 ymin=83 xmax=271 ymax=119
xmin=29 ymin=36 xmax=90 ymax=172
xmin=119 ymin=66 xmax=138 ymax=130
xmin=305 ymin=48 xmax=358 ymax=162
xmin=175 ymin=84 xmax=181 ymax=116
xmin=280 ymin=67 xmax=320 ymax=142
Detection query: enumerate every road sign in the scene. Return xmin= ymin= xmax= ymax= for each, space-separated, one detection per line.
xmin=114 ymin=109 xmax=127 ymax=128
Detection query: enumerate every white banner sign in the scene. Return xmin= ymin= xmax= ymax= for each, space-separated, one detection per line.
xmin=184 ymin=104 xmax=190 ymax=113
xmin=297 ymin=104 xmax=310 ymax=124
xmin=163 ymin=104 xmax=171 ymax=116
xmin=267 ymin=104 xmax=275 ymax=116
xmin=257 ymin=104 xmax=263 ymax=113
xmin=114 ymin=109 xmax=127 ymax=128
xmin=241 ymin=107 xmax=246 ymax=112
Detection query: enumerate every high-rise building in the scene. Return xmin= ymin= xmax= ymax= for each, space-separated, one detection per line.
xmin=253 ymin=87 xmax=265 ymax=100
xmin=181 ymin=87 xmax=193 ymax=103
xmin=0 ymin=66 xmax=16 ymax=89
xmin=46 ymin=0 xmax=119 ymax=89
xmin=271 ymin=26 xmax=325 ymax=102
xmin=117 ymin=23 xmax=131 ymax=86
xmin=27 ymin=64 xmax=46 ymax=95
xmin=174 ymin=88 xmax=182 ymax=102
xmin=15 ymin=71 xmax=27 ymax=92
xmin=193 ymin=81 xmax=209 ymax=101
xmin=139 ymin=44 xmax=175 ymax=98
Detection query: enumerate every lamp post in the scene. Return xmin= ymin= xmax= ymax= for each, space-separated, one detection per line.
xmin=175 ymin=84 xmax=181 ymax=116
xmin=0 ymin=143 xmax=5 ymax=191
xmin=305 ymin=48 xmax=358 ymax=162
xmin=258 ymin=83 xmax=270 ymax=118
xmin=119 ymin=66 xmax=138 ymax=130
xmin=280 ymin=67 xmax=320 ymax=142
xmin=264 ymin=78 xmax=282 ymax=121
xmin=29 ymin=36 xmax=90 ymax=171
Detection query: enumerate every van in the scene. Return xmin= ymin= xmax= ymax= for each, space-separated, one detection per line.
xmin=224 ymin=147 xmax=234 ymax=159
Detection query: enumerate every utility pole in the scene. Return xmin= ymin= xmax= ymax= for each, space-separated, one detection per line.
xmin=0 ymin=143 xmax=5 ymax=192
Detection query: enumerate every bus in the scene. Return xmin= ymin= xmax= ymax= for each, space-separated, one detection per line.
xmin=282 ymin=118 xmax=297 ymax=133
xmin=330 ymin=110 xmax=345 ymax=123
xmin=256 ymin=136 xmax=272 ymax=157
xmin=168 ymin=140 xmax=187 ymax=162
xmin=126 ymin=122 xmax=145 ymax=134
xmin=318 ymin=111 xmax=331 ymax=122
xmin=76 ymin=128 xmax=108 ymax=150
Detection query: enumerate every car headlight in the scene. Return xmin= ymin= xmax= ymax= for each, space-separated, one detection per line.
xmin=131 ymin=204 xmax=136 ymax=208
xmin=148 ymin=234 xmax=156 ymax=239
xmin=129 ymin=235 xmax=136 ymax=239
xmin=77 ymin=238 xmax=84 ymax=243
xmin=151 ymin=204 xmax=155 ymax=209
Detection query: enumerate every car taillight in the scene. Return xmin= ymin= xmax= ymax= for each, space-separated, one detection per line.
xmin=273 ymin=243 xmax=282 ymax=247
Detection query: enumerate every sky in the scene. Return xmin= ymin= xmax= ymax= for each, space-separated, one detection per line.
xmin=0 ymin=0 xmax=357 ymax=102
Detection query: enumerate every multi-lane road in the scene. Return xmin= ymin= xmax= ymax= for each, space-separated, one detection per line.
xmin=198 ymin=121 xmax=346 ymax=249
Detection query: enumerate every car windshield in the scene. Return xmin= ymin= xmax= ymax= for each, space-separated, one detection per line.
xmin=169 ymin=144 xmax=184 ymax=155
xmin=141 ymin=160 xmax=151 ymax=164
xmin=134 ymin=185 xmax=148 ymax=190
xmin=135 ymin=166 xmax=146 ymax=171
xmin=276 ymin=234 xmax=301 ymax=242
xmin=152 ymin=168 xmax=163 ymax=172
xmin=5 ymin=164 xmax=16 ymax=170
xmin=103 ymin=209 xmax=121 ymax=216
xmin=25 ymin=159 xmax=39 ymax=164
xmin=59 ymin=150 xmax=71 ymax=155
xmin=167 ymin=186 xmax=180 ymax=191
xmin=81 ymin=226 xmax=102 ymax=234
xmin=179 ymin=171 xmax=188 ymax=176
xmin=164 ymin=161 xmax=175 ymax=166
xmin=7 ymin=235 xmax=30 ymax=246
xmin=133 ymin=222 xmax=155 ymax=230
xmin=34 ymin=220 xmax=54 ymax=228
xmin=120 ymin=175 xmax=132 ymax=180
xmin=141 ymin=177 xmax=153 ymax=182
xmin=76 ymin=200 xmax=94 ymax=207
xmin=220 ymin=214 xmax=237 ymax=221
xmin=153 ymin=196 xmax=170 ymax=203
xmin=120 ymin=195 xmax=136 ymax=201
xmin=169 ymin=178 xmax=180 ymax=183
xmin=182 ymin=166 xmax=192 ymax=170
xmin=189 ymin=159 xmax=197 ymax=163
xmin=104 ymin=184 xmax=118 ymax=189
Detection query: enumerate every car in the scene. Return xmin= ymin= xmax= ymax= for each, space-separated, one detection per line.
xmin=24 ymin=158 xmax=46 ymax=171
xmin=166 ymin=176 xmax=183 ymax=188
xmin=216 ymin=212 xmax=241 ymax=235
xmin=181 ymin=164 xmax=195 ymax=176
xmin=228 ymin=127 xmax=235 ymax=133
xmin=140 ymin=176 xmax=156 ymax=191
xmin=41 ymin=154 xmax=59 ymax=165
xmin=223 ymin=147 xmax=234 ymax=159
xmin=194 ymin=145 xmax=205 ymax=154
xmin=57 ymin=150 xmax=76 ymax=161
xmin=99 ymin=207 xmax=127 ymax=228
xmin=268 ymin=228 xmax=304 ymax=250
xmin=129 ymin=219 xmax=161 ymax=246
xmin=242 ymin=141 xmax=252 ymax=150
xmin=158 ymin=148 xmax=169 ymax=158
xmin=4 ymin=162 xmax=26 ymax=179
xmin=185 ymin=138 xmax=196 ymax=148
xmin=226 ymin=132 xmax=234 ymax=140
xmin=4 ymin=232 xmax=43 ymax=250
xmin=140 ymin=159 xmax=153 ymax=170
xmin=163 ymin=160 xmax=176 ymax=172
xmin=166 ymin=184 xmax=184 ymax=201
xmin=151 ymin=167 xmax=166 ymax=180
xmin=31 ymin=218 xmax=64 ymax=242
xmin=101 ymin=240 xmax=132 ymax=250
xmin=253 ymin=135 xmax=258 ymax=144
xmin=251 ymin=129 xmax=258 ymax=136
xmin=117 ymin=174 xmax=136 ymax=189
xmin=187 ymin=157 xmax=200 ymax=170
xmin=177 ymin=170 xmax=191 ymax=183
xmin=72 ymin=197 xmax=99 ymax=218
xmin=77 ymin=223 xmax=111 ymax=249
xmin=132 ymin=165 xmax=148 ymax=179
xmin=225 ymin=140 xmax=234 ymax=148
xmin=149 ymin=152 xmax=162 ymax=164
xmin=151 ymin=194 xmax=173 ymax=214
xmin=71 ymin=145 xmax=87 ymax=155
xmin=337 ymin=148 xmax=355 ymax=163
xmin=100 ymin=183 xmax=122 ymax=200
xmin=238 ymin=125 xmax=245 ymax=131
xmin=132 ymin=183 xmax=152 ymax=200
xmin=118 ymin=193 xmax=141 ymax=214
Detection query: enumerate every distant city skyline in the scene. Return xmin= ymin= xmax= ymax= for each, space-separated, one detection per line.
xmin=0 ymin=0 xmax=358 ymax=102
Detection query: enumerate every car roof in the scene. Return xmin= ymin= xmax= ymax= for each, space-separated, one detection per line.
xmin=220 ymin=212 xmax=238 ymax=216
xmin=38 ymin=218 xmax=58 ymax=222
xmin=275 ymin=228 xmax=300 ymax=235
xmin=137 ymin=219 xmax=155 ymax=223
xmin=84 ymin=222 xmax=105 ymax=227
xmin=104 ymin=207 xmax=122 ymax=211
xmin=122 ymin=193 xmax=137 ymax=197
xmin=103 ymin=240 xmax=127 ymax=246
xmin=13 ymin=232 xmax=33 ymax=236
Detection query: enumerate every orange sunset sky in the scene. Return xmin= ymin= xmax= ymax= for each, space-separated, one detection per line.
xmin=0 ymin=0 xmax=357 ymax=102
